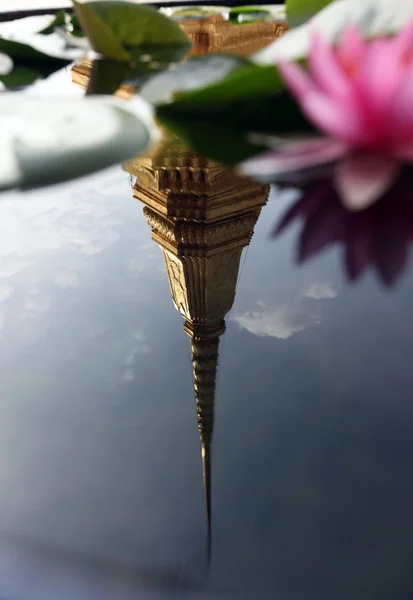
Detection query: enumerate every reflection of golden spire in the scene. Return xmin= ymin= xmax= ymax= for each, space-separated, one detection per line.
xmin=124 ymin=135 xmax=269 ymax=560
xmin=185 ymin=319 xmax=224 ymax=559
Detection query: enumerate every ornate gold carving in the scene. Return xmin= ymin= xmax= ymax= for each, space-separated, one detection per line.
xmin=180 ymin=14 xmax=289 ymax=57
xmin=143 ymin=206 xmax=261 ymax=252
xmin=161 ymin=249 xmax=242 ymax=323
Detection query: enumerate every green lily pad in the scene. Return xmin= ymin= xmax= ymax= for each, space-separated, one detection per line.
xmin=73 ymin=0 xmax=191 ymax=63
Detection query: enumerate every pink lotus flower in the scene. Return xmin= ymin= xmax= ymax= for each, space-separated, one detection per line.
xmin=243 ymin=21 xmax=413 ymax=211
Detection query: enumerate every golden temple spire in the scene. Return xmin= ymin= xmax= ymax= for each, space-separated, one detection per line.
xmin=124 ymin=134 xmax=269 ymax=561
xmin=185 ymin=318 xmax=225 ymax=559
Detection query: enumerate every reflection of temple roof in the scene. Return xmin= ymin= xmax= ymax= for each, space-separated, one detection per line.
xmin=124 ymin=136 xmax=269 ymax=560
xmin=125 ymin=135 xmax=268 ymax=223
xmin=71 ymin=13 xmax=287 ymax=94
xmin=180 ymin=13 xmax=288 ymax=57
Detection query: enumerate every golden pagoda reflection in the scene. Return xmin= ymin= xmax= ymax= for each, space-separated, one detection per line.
xmin=69 ymin=9 xmax=283 ymax=561
xmin=124 ymin=135 xmax=269 ymax=559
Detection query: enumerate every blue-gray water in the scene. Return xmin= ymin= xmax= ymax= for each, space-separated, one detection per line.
xmin=0 ymin=167 xmax=412 ymax=599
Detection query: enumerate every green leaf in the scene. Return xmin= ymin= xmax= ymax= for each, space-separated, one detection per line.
xmin=85 ymin=44 xmax=191 ymax=96
xmin=70 ymin=14 xmax=86 ymax=37
xmin=38 ymin=9 xmax=67 ymax=34
xmin=0 ymin=37 xmax=71 ymax=87
xmin=0 ymin=66 xmax=39 ymax=88
xmin=286 ymin=0 xmax=334 ymax=27
xmin=0 ymin=95 xmax=157 ymax=190
xmin=156 ymin=61 xmax=314 ymax=164
xmin=85 ymin=59 xmax=133 ymax=95
xmin=73 ymin=0 xmax=191 ymax=63
xmin=157 ymin=113 xmax=265 ymax=164
xmin=0 ymin=37 xmax=70 ymax=66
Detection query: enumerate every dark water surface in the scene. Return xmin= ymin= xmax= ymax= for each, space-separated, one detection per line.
xmin=1 ymin=51 xmax=413 ymax=600
xmin=0 ymin=154 xmax=413 ymax=599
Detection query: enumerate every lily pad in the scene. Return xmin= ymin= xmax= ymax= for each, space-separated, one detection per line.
xmin=255 ymin=0 xmax=413 ymax=63
xmin=73 ymin=0 xmax=191 ymax=63
xmin=0 ymin=95 xmax=157 ymax=190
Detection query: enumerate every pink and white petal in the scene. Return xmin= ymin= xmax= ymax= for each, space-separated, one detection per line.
xmin=239 ymin=138 xmax=348 ymax=178
xmin=391 ymin=18 xmax=413 ymax=64
xmin=335 ymin=154 xmax=400 ymax=211
xmin=278 ymin=61 xmax=317 ymax=101
xmin=338 ymin=27 xmax=365 ymax=75
xmin=300 ymin=91 xmax=366 ymax=144
xmin=308 ymin=31 xmax=350 ymax=99
xmin=356 ymin=40 xmax=405 ymax=115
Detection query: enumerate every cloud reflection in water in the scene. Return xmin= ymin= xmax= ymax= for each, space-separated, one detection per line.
xmin=233 ymin=282 xmax=337 ymax=339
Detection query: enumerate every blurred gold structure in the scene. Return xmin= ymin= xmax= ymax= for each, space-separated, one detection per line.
xmin=180 ymin=13 xmax=288 ymax=57
xmin=71 ymin=12 xmax=287 ymax=95
xmin=124 ymin=135 xmax=269 ymax=557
